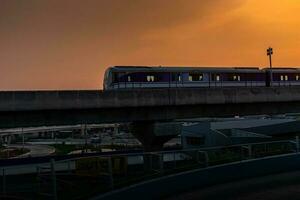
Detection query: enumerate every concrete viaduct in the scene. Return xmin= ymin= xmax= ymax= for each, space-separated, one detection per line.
xmin=1 ymin=87 xmax=300 ymax=150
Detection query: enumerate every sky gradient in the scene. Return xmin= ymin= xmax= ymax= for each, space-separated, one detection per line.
xmin=1 ymin=0 xmax=300 ymax=90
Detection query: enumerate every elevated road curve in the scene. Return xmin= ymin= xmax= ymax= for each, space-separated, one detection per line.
xmin=167 ymin=170 xmax=300 ymax=200
xmin=1 ymin=87 xmax=300 ymax=128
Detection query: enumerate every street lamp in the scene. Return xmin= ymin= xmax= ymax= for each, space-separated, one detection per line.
xmin=267 ymin=47 xmax=273 ymax=86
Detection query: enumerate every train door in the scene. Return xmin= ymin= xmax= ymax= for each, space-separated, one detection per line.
xmin=211 ymin=74 xmax=222 ymax=87
xmin=171 ymin=73 xmax=183 ymax=88
xmin=281 ymin=74 xmax=289 ymax=87
xmin=265 ymin=71 xmax=270 ymax=87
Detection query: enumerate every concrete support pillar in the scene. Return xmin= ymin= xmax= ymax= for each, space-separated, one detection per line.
xmin=130 ymin=121 xmax=182 ymax=152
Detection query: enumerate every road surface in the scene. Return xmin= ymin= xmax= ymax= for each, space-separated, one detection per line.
xmin=166 ymin=170 xmax=300 ymax=200
xmin=9 ymin=144 xmax=55 ymax=158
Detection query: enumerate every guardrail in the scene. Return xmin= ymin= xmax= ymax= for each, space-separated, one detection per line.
xmin=110 ymin=81 xmax=266 ymax=89
xmin=0 ymin=139 xmax=298 ymax=199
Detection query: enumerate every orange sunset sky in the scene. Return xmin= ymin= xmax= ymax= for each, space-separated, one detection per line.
xmin=1 ymin=0 xmax=300 ymax=90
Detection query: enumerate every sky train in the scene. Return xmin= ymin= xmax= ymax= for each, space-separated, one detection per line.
xmin=103 ymin=66 xmax=300 ymax=90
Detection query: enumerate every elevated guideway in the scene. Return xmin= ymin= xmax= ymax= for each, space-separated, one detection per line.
xmin=1 ymin=87 xmax=300 ymax=150
xmin=1 ymin=87 xmax=300 ymax=128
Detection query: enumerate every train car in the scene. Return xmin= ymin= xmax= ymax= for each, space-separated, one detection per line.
xmin=263 ymin=68 xmax=300 ymax=87
xmin=103 ymin=66 xmax=265 ymax=90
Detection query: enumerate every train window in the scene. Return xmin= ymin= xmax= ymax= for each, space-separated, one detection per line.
xmin=233 ymin=75 xmax=241 ymax=81
xmin=127 ymin=76 xmax=131 ymax=82
xmin=112 ymin=73 xmax=119 ymax=83
xmin=212 ymin=74 xmax=220 ymax=81
xmin=280 ymin=75 xmax=289 ymax=81
xmin=147 ymin=75 xmax=155 ymax=82
xmin=199 ymin=74 xmax=203 ymax=81
xmin=280 ymin=75 xmax=284 ymax=81
xmin=189 ymin=73 xmax=203 ymax=81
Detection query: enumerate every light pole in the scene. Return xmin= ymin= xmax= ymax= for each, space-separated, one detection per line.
xmin=267 ymin=47 xmax=273 ymax=86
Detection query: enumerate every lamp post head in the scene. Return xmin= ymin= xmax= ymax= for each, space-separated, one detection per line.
xmin=267 ymin=47 xmax=273 ymax=56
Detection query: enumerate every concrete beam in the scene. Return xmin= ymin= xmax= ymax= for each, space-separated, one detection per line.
xmin=0 ymin=87 xmax=300 ymax=111
xmin=0 ymin=87 xmax=300 ymax=128
xmin=130 ymin=122 xmax=182 ymax=151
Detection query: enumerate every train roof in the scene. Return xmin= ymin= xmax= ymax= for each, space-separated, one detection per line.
xmin=109 ymin=66 xmax=262 ymax=73
xmin=262 ymin=67 xmax=300 ymax=73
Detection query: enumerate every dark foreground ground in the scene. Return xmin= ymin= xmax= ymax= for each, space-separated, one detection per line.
xmin=167 ymin=170 xmax=300 ymax=200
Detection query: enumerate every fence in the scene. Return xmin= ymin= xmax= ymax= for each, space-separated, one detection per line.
xmin=0 ymin=139 xmax=298 ymax=199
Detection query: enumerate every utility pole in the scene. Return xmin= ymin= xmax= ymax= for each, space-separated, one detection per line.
xmin=267 ymin=47 xmax=273 ymax=86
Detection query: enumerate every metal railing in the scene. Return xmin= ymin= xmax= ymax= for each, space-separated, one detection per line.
xmin=0 ymin=139 xmax=298 ymax=199
xmin=110 ymin=81 xmax=266 ymax=89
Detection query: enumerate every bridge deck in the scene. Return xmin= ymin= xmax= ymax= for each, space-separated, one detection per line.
xmin=1 ymin=87 xmax=300 ymax=128
xmin=0 ymin=87 xmax=300 ymax=111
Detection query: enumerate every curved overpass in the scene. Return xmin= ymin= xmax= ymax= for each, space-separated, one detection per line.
xmin=93 ymin=152 xmax=300 ymax=200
